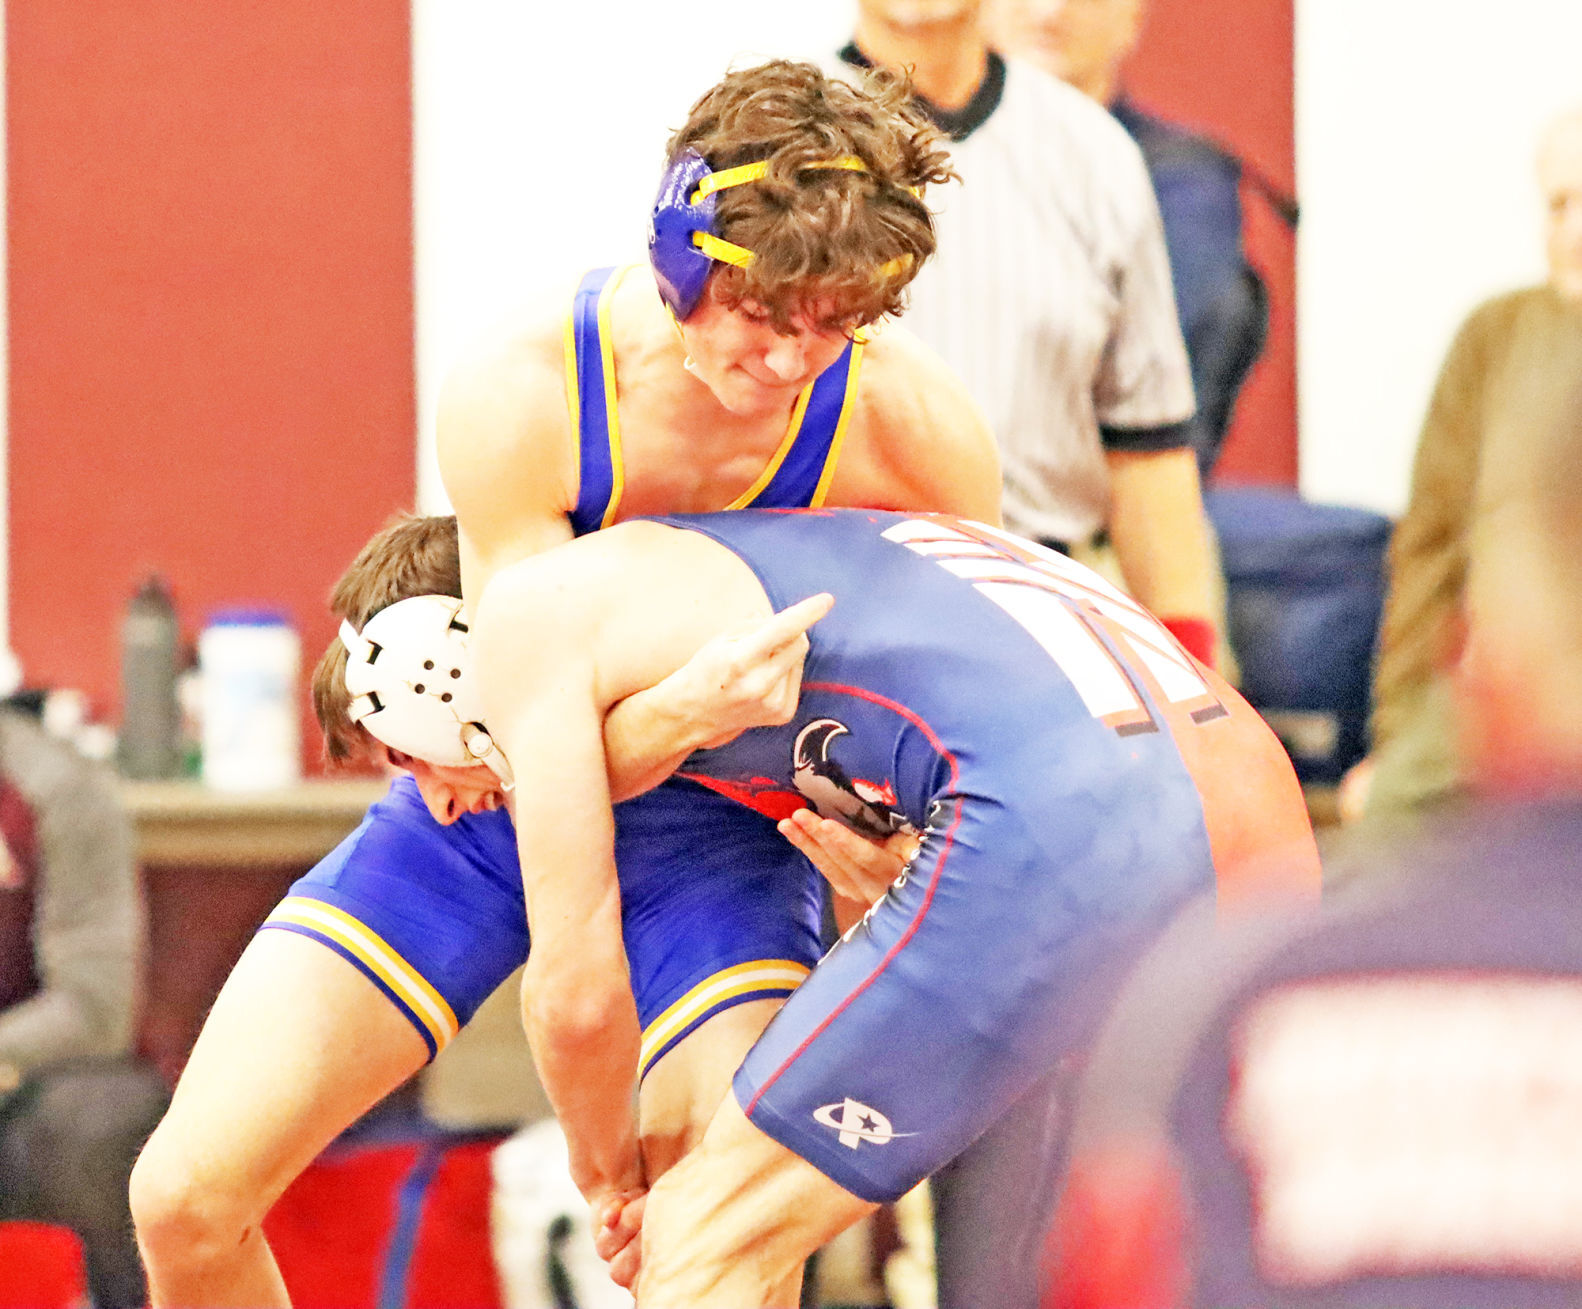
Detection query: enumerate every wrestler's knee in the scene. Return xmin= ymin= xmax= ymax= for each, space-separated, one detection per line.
xmin=639 ymin=1101 xmax=873 ymax=1304
xmin=640 ymin=1157 xmax=799 ymax=1306
xmin=130 ymin=1116 xmax=262 ymax=1269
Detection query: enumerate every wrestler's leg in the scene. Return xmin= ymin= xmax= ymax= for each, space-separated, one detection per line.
xmin=640 ymin=1092 xmax=874 ymax=1309
xmin=637 ymin=997 xmax=785 ymax=1180
xmin=572 ymin=998 xmax=790 ymax=1294
xmin=130 ymin=931 xmax=428 ymax=1308
xmin=931 ymin=1060 xmax=1070 ymax=1309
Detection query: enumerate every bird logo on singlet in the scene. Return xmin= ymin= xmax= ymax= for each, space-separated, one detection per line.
xmin=792 ymin=718 xmax=915 ymax=840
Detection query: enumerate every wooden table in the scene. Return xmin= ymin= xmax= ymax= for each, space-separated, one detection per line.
xmin=122 ymin=776 xmax=391 ymax=1080
xmin=120 ymin=776 xmax=391 ymax=867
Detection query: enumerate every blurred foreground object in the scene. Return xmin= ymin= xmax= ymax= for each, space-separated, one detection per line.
xmin=1044 ymin=364 xmax=1582 ymax=1307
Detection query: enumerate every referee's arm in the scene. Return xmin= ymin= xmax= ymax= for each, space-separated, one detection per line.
xmin=1098 ymin=149 xmax=1221 ymax=666
xmin=1105 ymin=441 xmax=1219 ymax=665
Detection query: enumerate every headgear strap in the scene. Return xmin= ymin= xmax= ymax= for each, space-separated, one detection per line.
xmin=648 ymin=149 xmax=915 ymax=319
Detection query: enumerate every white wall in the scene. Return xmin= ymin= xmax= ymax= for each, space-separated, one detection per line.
xmin=1296 ymin=0 xmax=1582 ymax=514
xmin=412 ymin=1 xmax=853 ymax=512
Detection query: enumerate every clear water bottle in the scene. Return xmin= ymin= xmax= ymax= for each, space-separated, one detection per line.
xmin=199 ymin=609 xmax=302 ymax=791
xmin=118 ymin=575 xmax=182 ymax=779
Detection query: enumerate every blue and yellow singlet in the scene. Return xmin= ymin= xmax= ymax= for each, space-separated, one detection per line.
xmin=563 ymin=266 xmax=864 ymax=536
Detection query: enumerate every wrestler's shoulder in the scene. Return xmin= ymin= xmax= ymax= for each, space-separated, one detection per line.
xmin=441 ymin=281 xmax=575 ymax=407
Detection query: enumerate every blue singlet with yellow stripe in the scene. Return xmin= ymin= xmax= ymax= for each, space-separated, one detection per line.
xmin=564 ymin=265 xmax=863 ymax=534
xmin=260 ymin=266 xmax=849 ymax=1074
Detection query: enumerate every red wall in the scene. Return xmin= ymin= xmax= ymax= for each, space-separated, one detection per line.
xmin=4 ymin=1 xmax=1295 ymax=756
xmin=7 ymin=2 xmax=415 ymax=767
xmin=1126 ymin=0 xmax=1297 ymax=485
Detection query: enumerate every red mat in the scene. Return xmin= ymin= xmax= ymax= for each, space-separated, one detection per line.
xmin=0 ymin=1222 xmax=87 ymax=1309
xmin=265 ymin=1137 xmax=504 ymax=1309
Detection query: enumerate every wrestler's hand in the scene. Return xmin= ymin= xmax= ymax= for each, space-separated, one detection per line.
xmin=663 ymin=592 xmax=835 ymax=750
xmin=592 ymin=1189 xmax=646 ymax=1290
xmin=778 ymin=808 xmax=922 ymax=906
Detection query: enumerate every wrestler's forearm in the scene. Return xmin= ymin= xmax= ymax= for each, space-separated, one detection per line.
xmin=601 ymin=595 xmax=834 ymax=802
xmin=602 ymin=688 xmax=701 ymax=803
xmin=521 ymin=960 xmax=645 ymax=1203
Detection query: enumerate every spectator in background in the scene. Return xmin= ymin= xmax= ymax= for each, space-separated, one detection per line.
xmin=0 ymin=704 xmax=168 ymax=1309
xmin=1343 ymin=105 xmax=1582 ymax=832
xmin=836 ymin=0 xmax=1224 ymax=674
xmin=991 ymin=0 xmax=1274 ymax=476
xmin=1042 ymin=373 xmax=1582 ymax=1309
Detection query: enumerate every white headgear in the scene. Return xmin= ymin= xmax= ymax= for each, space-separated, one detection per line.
xmin=339 ymin=595 xmax=514 ymax=790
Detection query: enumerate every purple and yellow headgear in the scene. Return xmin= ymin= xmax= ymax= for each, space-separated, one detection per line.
xmin=648 ymin=148 xmax=914 ymax=321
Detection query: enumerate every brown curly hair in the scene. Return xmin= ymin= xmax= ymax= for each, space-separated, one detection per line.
xmin=311 ymin=514 xmax=463 ymax=765
xmin=668 ymin=59 xmax=956 ymax=333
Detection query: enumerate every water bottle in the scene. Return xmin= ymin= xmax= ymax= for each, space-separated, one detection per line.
xmin=118 ymin=575 xmax=182 ymax=779
xmin=199 ymin=608 xmax=302 ymax=791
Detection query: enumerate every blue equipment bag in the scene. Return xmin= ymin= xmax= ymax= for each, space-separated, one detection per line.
xmin=1206 ymin=485 xmax=1392 ymax=785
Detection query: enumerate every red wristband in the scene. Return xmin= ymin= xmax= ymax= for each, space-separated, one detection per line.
xmin=1161 ymin=615 xmax=1217 ymax=669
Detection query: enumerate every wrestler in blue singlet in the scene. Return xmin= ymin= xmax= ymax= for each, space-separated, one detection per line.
xmin=640 ymin=509 xmax=1319 ymax=1209
xmin=262 ymin=266 xmax=864 ymax=1074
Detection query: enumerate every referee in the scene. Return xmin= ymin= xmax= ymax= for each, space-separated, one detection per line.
xmin=834 ymin=0 xmax=1220 ymax=675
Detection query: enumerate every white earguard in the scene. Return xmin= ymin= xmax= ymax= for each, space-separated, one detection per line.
xmin=339 ymin=595 xmax=515 ymax=791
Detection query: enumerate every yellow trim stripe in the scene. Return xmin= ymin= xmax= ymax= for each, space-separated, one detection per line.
xmin=639 ymin=959 xmax=811 ymax=1078
xmin=596 ymin=267 xmax=628 ymax=529
xmin=693 ymin=232 xmax=910 ymax=279
xmin=725 ymin=384 xmax=815 ymax=511
xmin=561 ymin=304 xmax=580 ymax=434
xmin=686 ymin=158 xmax=909 ymax=279
xmin=561 ymin=303 xmax=582 ymax=499
xmin=810 ymin=340 xmax=865 ymax=507
xmin=267 ymin=898 xmax=459 ymax=1051
xmin=692 ymin=159 xmax=770 ymax=200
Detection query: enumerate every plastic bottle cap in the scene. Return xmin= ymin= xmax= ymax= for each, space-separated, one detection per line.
xmin=206 ymin=607 xmax=291 ymax=627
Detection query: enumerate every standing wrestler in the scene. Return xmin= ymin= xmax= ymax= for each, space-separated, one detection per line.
xmin=131 ymin=59 xmax=996 ymax=1309
xmin=461 ymin=505 xmax=1321 ymax=1308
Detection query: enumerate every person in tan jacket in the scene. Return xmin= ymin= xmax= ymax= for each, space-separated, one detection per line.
xmin=1343 ymin=105 xmax=1582 ymax=830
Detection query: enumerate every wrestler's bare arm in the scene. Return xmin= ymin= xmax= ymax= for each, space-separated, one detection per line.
xmin=435 ymin=314 xmax=579 ymax=613
xmin=471 ymin=555 xmax=645 ymax=1216
xmin=470 ymin=527 xmax=784 ymax=1211
xmin=601 ymin=594 xmax=834 ymax=803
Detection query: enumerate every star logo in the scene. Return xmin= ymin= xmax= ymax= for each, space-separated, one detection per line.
xmin=812 ymin=1097 xmax=906 ymax=1150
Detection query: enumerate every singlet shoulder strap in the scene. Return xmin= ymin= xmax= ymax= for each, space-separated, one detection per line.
xmin=564 ymin=266 xmax=629 ymax=535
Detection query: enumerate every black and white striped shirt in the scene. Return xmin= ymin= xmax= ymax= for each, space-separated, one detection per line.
xmin=840 ymin=50 xmax=1197 ymax=545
